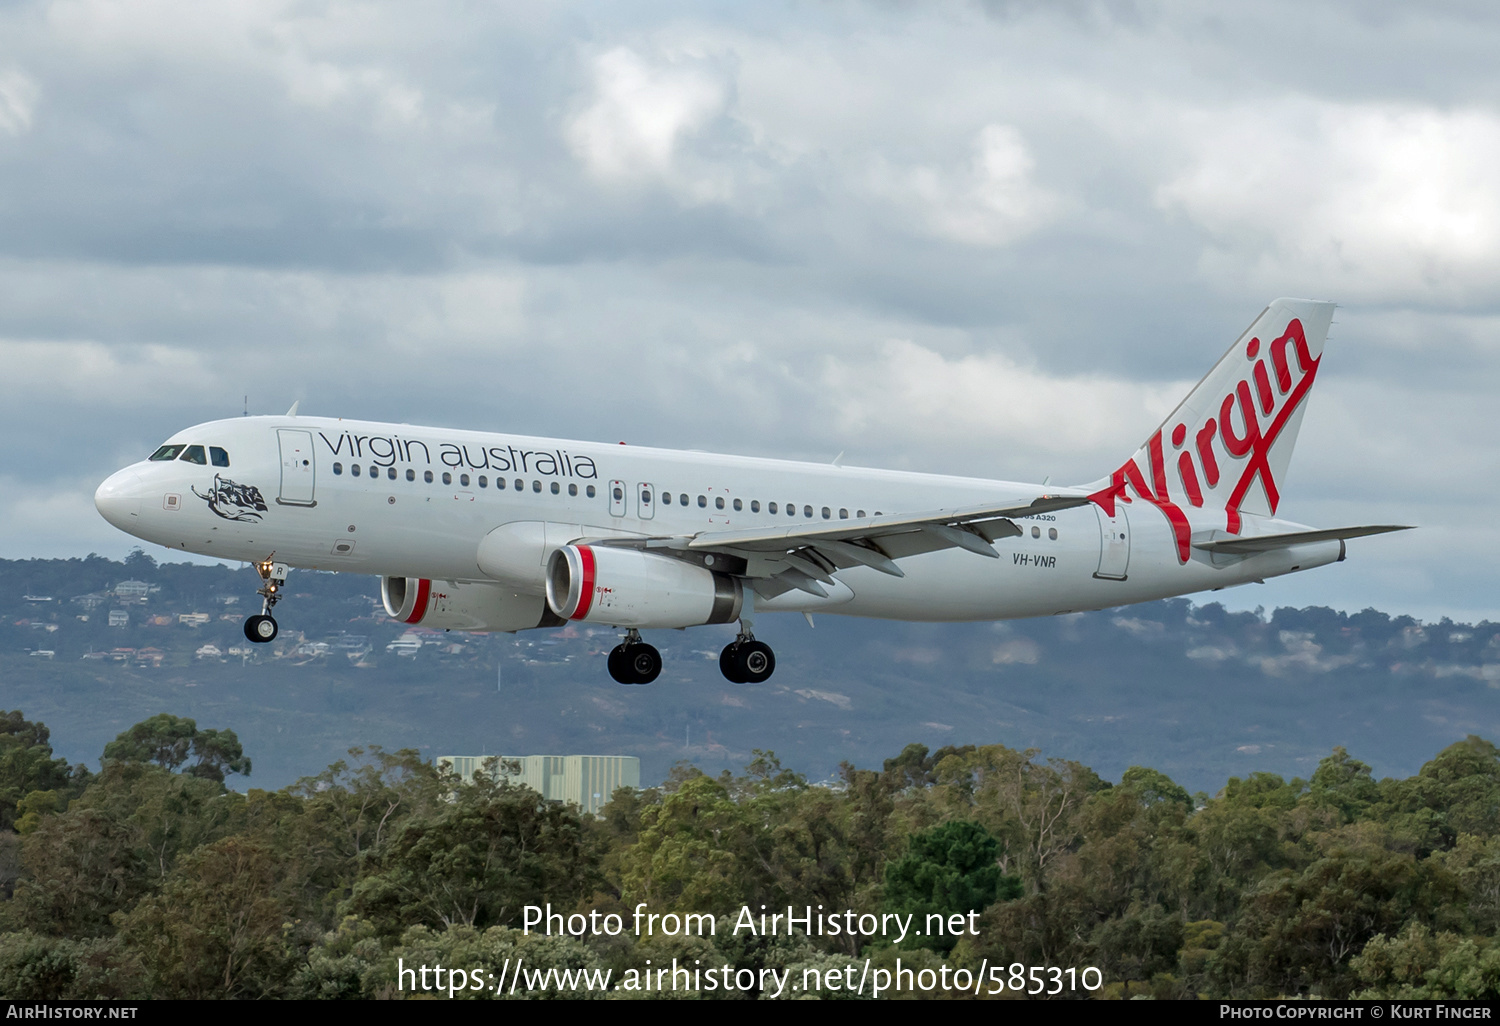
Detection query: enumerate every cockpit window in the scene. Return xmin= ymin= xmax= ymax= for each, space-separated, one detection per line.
xmin=179 ymin=445 xmax=207 ymax=465
xmin=149 ymin=444 xmax=186 ymax=462
xmin=210 ymin=446 xmax=230 ymax=468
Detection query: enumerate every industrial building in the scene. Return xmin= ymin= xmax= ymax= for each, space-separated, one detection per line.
xmin=437 ymin=754 xmax=640 ymax=815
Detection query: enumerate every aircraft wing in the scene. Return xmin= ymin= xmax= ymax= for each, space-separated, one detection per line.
xmin=583 ymin=493 xmax=1092 ymax=599
xmin=1192 ymin=524 xmax=1413 ymax=554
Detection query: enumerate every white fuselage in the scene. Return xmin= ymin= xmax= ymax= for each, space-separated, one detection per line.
xmin=94 ymin=414 xmax=1342 ymax=626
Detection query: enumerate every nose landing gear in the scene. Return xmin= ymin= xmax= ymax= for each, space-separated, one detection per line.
xmin=607 ymin=629 xmax=662 ymax=685
xmin=242 ymin=557 xmax=289 ymax=645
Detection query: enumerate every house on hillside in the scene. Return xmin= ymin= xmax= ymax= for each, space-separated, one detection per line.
xmin=114 ymin=581 xmax=150 ymax=602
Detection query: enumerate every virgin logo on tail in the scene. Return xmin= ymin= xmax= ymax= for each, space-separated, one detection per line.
xmin=1090 ymin=314 xmax=1322 ymax=563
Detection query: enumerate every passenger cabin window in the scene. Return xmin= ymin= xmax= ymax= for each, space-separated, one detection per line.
xmin=210 ymin=446 xmax=230 ymax=468
xmin=179 ymin=445 xmax=207 ymax=465
xmin=733 ymin=498 xmax=742 ymax=511
xmin=460 ymin=474 xmax=470 ymax=487
xmin=424 ymin=471 xmax=434 ymax=483
xmin=149 ymin=444 xmax=186 ymax=462
xmin=406 ymin=469 xmax=415 ymax=482
xmin=352 ymin=464 xmax=362 ymax=477
xmin=442 ymin=472 xmax=452 ymax=485
xmin=715 ymin=497 xmax=724 ymax=510
xmin=680 ymin=494 xmax=688 ymax=507
xmin=586 ymin=485 xmax=596 ymax=498
xmin=568 ymin=484 xmax=577 ymax=496
xmin=769 ymin=502 xmax=778 ymax=514
xmin=752 ymin=501 xmax=761 ymax=513
xmin=333 ymin=463 xmax=343 ymax=475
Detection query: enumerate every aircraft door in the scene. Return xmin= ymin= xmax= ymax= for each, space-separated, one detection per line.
xmin=608 ymin=480 xmax=627 ymax=518
xmin=638 ymin=482 xmax=655 ymax=520
xmin=276 ymin=429 xmax=317 ymax=507
xmin=1093 ymin=505 xmax=1130 ymax=580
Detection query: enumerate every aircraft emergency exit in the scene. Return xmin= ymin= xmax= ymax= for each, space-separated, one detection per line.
xmin=95 ymin=298 xmax=1408 ymax=685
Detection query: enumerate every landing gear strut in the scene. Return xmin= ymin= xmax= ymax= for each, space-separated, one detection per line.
xmin=720 ymin=605 xmax=775 ymax=684
xmin=608 ymin=629 xmax=662 ymax=685
xmin=243 ymin=557 xmax=289 ymax=644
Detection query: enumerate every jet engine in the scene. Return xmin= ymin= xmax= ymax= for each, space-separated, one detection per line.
xmin=546 ymin=544 xmax=742 ymax=629
xmin=380 ymin=576 xmax=562 ymax=632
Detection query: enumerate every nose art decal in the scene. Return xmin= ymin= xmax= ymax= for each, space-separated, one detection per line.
xmin=192 ymin=474 xmax=270 ymax=522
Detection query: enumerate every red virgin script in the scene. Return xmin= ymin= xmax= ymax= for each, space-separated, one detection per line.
xmin=1089 ymin=319 xmax=1320 ymax=563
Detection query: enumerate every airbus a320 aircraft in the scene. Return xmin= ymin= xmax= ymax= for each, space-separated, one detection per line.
xmin=95 ymin=298 xmax=1407 ymax=685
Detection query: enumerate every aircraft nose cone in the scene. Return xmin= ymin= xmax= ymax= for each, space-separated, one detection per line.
xmin=95 ymin=469 xmax=144 ymax=530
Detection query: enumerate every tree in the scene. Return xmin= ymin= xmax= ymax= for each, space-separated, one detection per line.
xmin=1218 ymin=823 xmax=1456 ymax=998
xmin=283 ymin=746 xmax=443 ymax=928
xmin=70 ymin=762 xmax=246 ymax=881
xmin=347 ymin=776 xmax=597 ymax=935
xmin=12 ymin=809 xmax=151 ymax=938
xmin=0 ymin=711 xmax=83 ymax=832
xmin=883 ymin=820 xmax=1018 ymax=953
xmin=1353 ymin=924 xmax=1500 ymax=1000
xmin=103 ymin=714 xmax=250 ymax=783
xmin=930 ymin=745 xmax=1106 ymax=889
xmin=1306 ymin=747 xmax=1380 ymax=823
xmin=117 ymin=836 xmax=299 ymax=998
xmin=617 ymin=774 xmax=750 ymax=912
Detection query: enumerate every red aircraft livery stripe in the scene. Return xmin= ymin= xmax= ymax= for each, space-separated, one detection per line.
xmin=571 ymin=545 xmax=597 ymax=620
xmin=403 ymin=578 xmax=432 ymax=623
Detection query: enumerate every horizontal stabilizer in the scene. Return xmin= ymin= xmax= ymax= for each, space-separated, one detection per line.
xmin=1193 ymin=524 xmax=1413 ymax=554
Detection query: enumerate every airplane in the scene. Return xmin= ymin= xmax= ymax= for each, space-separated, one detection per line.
xmin=94 ymin=298 xmax=1409 ymax=685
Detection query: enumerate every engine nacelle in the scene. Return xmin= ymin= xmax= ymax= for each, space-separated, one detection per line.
xmin=545 ymin=545 xmax=742 ymax=629
xmin=381 ymin=577 xmax=562 ymax=632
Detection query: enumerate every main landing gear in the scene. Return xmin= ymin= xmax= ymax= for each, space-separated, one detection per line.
xmin=602 ymin=604 xmax=777 ymax=686
xmin=720 ymin=604 xmax=775 ymax=684
xmin=242 ymin=557 xmax=289 ymax=645
xmin=608 ymin=629 xmax=662 ymax=685
xmin=720 ymin=632 xmax=775 ymax=684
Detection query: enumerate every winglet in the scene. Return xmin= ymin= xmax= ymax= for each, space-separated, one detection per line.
xmin=286 ymin=401 xmax=300 ymax=417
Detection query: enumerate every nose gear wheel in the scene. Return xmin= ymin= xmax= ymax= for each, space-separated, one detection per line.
xmin=243 ymin=556 xmax=289 ymax=645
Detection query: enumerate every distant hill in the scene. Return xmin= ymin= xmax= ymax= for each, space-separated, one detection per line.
xmin=2 ymin=553 xmax=1495 ymax=793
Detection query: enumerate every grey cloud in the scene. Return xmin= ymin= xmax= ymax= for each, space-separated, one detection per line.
xmin=0 ymin=0 xmax=1494 ymax=620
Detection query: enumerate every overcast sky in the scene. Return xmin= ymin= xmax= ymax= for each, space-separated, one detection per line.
xmin=1 ymin=0 xmax=1494 ymax=622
